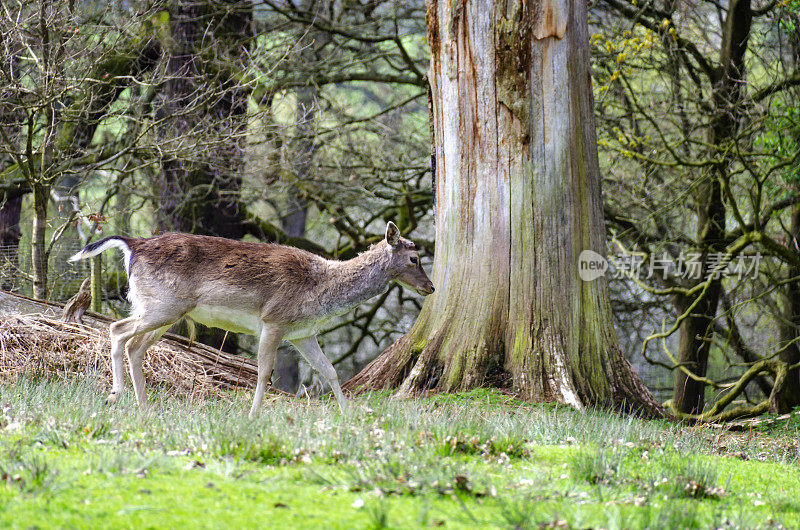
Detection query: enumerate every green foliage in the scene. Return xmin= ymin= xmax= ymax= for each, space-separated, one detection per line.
xmin=755 ymin=100 xmax=800 ymax=192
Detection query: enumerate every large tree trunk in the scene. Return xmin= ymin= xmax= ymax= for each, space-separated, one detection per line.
xmin=156 ymin=1 xmax=251 ymax=240
xmin=272 ymin=186 xmax=308 ymax=392
xmin=778 ymin=202 xmax=800 ymax=410
xmin=671 ymin=184 xmax=725 ymax=415
xmin=0 ymin=44 xmax=23 ymax=292
xmin=273 ymin=93 xmax=314 ymax=391
xmin=776 ymin=13 xmax=800 ymax=412
xmin=154 ymin=1 xmax=252 ymax=353
xmin=31 ymin=184 xmax=49 ymax=299
xmin=346 ymin=0 xmax=663 ymax=416
xmin=0 ymin=192 xmax=23 ymax=291
xmin=672 ymin=0 xmax=750 ymax=414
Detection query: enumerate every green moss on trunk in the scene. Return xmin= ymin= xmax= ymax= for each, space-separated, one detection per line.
xmin=346 ymin=0 xmax=664 ymax=418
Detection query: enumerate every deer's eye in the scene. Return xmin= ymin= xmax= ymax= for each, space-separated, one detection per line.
xmin=410 ymin=256 xmax=419 ymax=265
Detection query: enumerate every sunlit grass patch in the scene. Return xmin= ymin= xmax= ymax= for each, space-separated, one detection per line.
xmin=0 ymin=377 xmax=798 ymax=528
xmin=307 ymin=449 xmax=496 ymax=498
xmin=435 ymin=434 xmax=530 ymax=460
xmin=0 ymin=452 xmax=59 ymax=495
xmin=569 ymin=446 xmax=628 ymax=485
xmin=653 ymin=456 xmax=728 ymax=500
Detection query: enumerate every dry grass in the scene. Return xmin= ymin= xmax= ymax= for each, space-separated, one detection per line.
xmin=0 ymin=312 xmax=260 ymax=398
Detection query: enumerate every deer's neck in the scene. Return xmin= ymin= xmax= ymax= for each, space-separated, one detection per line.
xmin=319 ymin=246 xmax=391 ymax=313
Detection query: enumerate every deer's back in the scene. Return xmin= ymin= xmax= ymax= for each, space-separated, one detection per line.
xmin=127 ymin=233 xmax=326 ymax=324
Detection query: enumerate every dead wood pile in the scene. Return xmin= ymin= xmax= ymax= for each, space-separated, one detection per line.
xmin=0 ymin=311 xmax=259 ymax=398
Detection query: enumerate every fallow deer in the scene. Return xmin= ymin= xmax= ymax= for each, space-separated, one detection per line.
xmin=68 ymin=222 xmax=434 ymax=417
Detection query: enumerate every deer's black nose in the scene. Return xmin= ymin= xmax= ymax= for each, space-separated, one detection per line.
xmin=430 ymin=283 xmax=435 ymax=293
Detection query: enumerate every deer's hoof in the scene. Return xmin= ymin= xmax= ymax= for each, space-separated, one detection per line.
xmin=105 ymin=392 xmax=119 ymax=405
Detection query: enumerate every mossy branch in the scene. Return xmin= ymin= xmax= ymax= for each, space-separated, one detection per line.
xmin=668 ymin=359 xmax=800 ymax=423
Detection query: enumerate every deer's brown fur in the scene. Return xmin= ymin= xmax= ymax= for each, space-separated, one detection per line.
xmin=68 ymin=222 xmax=433 ymax=417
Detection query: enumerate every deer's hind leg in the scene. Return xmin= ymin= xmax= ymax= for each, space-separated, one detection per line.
xmin=125 ymin=326 xmax=169 ymax=408
xmin=249 ymin=323 xmax=284 ymax=419
xmin=106 ymin=307 xmax=183 ymax=407
xmin=107 ymin=316 xmax=139 ymax=404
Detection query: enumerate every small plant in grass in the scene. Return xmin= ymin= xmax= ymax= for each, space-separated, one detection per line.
xmin=491 ymin=492 xmax=577 ymax=530
xmin=677 ymin=459 xmax=727 ymax=500
xmin=495 ymin=493 xmax=540 ymax=529
xmin=85 ymin=447 xmax=162 ymax=477
xmin=33 ymin=428 xmax=70 ymax=449
xmin=0 ymin=454 xmax=58 ymax=494
xmin=78 ymin=415 xmax=111 ymax=439
xmin=22 ymin=455 xmax=56 ymax=492
xmin=364 ymin=500 xmax=392 ymax=530
xmin=650 ymin=456 xmax=727 ymax=500
xmin=213 ymin=435 xmax=294 ymax=465
xmin=628 ymin=503 xmax=705 ymax=529
xmin=311 ymin=451 xmax=494 ymax=498
xmin=569 ymin=447 xmax=626 ymax=485
xmin=437 ymin=434 xmax=530 ymax=460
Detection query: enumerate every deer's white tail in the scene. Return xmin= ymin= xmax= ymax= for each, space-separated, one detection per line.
xmin=68 ymin=236 xmax=132 ymax=273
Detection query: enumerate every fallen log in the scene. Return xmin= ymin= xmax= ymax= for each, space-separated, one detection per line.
xmin=0 ymin=290 xmax=291 ymax=398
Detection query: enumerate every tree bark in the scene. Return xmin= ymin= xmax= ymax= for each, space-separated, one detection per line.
xmin=672 ymin=189 xmax=725 ymax=414
xmin=778 ymin=202 xmax=800 ymax=411
xmin=672 ymin=0 xmax=751 ymax=414
xmin=0 ymin=192 xmax=23 ymax=291
xmin=0 ymin=42 xmax=23 ymax=292
xmin=31 ymin=184 xmax=49 ymax=299
xmin=346 ymin=0 xmax=663 ymax=416
xmin=154 ymin=1 xmax=253 ymax=353
xmin=155 ymin=1 xmax=251 ymax=240
xmin=273 ymin=125 xmax=314 ymax=390
xmin=273 ymin=186 xmax=308 ymax=391
xmin=777 ymin=13 xmax=800 ymax=412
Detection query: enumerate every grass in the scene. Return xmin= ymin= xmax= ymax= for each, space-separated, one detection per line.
xmin=0 ymin=379 xmax=798 ymax=528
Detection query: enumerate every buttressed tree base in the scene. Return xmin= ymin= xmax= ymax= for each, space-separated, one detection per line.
xmin=346 ymin=0 xmax=664 ymax=418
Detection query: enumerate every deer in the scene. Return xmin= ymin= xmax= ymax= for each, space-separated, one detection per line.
xmin=68 ymin=222 xmax=434 ymax=418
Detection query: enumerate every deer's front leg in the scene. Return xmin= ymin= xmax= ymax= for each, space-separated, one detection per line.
xmin=290 ymin=336 xmax=346 ymax=412
xmin=249 ymin=323 xmax=284 ymax=419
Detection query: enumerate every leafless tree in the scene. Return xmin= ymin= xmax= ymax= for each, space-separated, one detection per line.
xmin=593 ymin=0 xmax=800 ymax=419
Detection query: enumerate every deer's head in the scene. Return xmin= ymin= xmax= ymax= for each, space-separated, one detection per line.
xmin=383 ymin=222 xmax=435 ymax=296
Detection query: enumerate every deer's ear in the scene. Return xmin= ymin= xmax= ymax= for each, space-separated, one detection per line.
xmin=385 ymin=221 xmax=401 ymax=247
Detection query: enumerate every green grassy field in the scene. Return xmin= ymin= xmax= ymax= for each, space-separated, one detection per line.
xmin=0 ymin=379 xmax=798 ymax=529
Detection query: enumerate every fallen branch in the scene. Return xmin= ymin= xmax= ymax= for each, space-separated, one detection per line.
xmin=0 ymin=291 xmax=292 ymax=399
xmin=667 ymin=358 xmax=800 ymax=423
